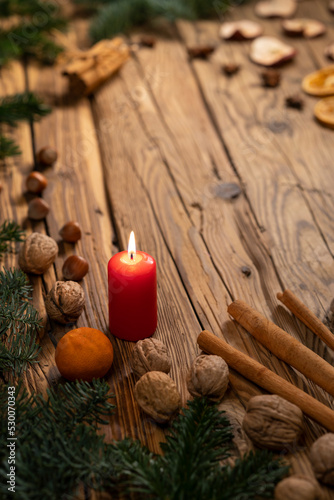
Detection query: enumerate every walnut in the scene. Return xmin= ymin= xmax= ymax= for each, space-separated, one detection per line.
xmin=242 ymin=395 xmax=304 ymax=450
xmin=130 ymin=338 xmax=171 ymax=378
xmin=134 ymin=371 xmax=181 ymax=424
xmin=275 ymin=475 xmax=321 ymax=500
xmin=187 ymin=354 xmax=229 ymax=401
xmin=309 ymin=433 xmax=334 ymax=486
xmin=19 ymin=232 xmax=58 ymax=274
xmin=45 ymin=281 xmax=85 ymax=324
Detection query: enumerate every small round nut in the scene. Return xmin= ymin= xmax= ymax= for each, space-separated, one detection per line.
xmin=130 ymin=338 xmax=171 ymax=378
xmin=37 ymin=146 xmax=58 ymax=166
xmin=62 ymin=255 xmax=89 ymax=281
xmin=309 ymin=433 xmax=334 ymax=486
xmin=28 ymin=198 xmax=50 ymax=220
xmin=242 ymin=395 xmax=304 ymax=450
xmin=187 ymin=354 xmax=229 ymax=401
xmin=26 ymin=171 xmax=48 ymax=194
xmin=275 ymin=474 xmax=321 ymax=500
xmin=19 ymin=232 xmax=58 ymax=274
xmin=59 ymin=221 xmax=82 ymax=243
xmin=134 ymin=371 xmax=181 ymax=424
xmin=45 ymin=281 xmax=85 ymax=324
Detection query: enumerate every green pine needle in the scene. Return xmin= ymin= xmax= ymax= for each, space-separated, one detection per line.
xmin=0 ymin=220 xmax=25 ymax=258
xmin=0 ymin=266 xmax=42 ymax=375
xmin=0 ymin=92 xmax=51 ymax=127
xmin=0 ymin=135 xmax=21 ymax=159
xmin=87 ymin=0 xmax=247 ymax=41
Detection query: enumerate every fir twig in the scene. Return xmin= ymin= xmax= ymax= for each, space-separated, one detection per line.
xmin=0 ymin=267 xmax=42 ymax=375
xmin=0 ymin=92 xmax=51 ymax=127
xmin=0 ymin=135 xmax=21 ymax=159
xmin=86 ymin=0 xmax=248 ymax=41
xmin=0 ymin=220 xmax=25 ymax=258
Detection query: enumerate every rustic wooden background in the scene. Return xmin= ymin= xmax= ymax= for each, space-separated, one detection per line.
xmin=1 ymin=0 xmax=334 ymax=498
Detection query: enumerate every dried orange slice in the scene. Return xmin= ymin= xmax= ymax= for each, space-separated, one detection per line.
xmin=302 ymin=66 xmax=334 ymax=96
xmin=314 ymin=97 xmax=334 ymax=128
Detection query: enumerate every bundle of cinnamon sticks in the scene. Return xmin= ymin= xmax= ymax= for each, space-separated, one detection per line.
xmin=61 ymin=38 xmax=130 ymax=96
xmin=198 ymin=290 xmax=334 ymax=433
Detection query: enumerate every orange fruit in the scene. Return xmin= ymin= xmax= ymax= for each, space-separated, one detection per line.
xmin=55 ymin=327 xmax=114 ymax=382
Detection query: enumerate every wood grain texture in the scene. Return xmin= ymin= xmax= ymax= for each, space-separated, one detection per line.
xmin=2 ymin=1 xmax=334 ymax=498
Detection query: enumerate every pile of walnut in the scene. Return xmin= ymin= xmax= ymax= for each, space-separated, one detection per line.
xmin=19 ymin=224 xmax=88 ymax=325
xmin=131 ymin=339 xmax=229 ymax=424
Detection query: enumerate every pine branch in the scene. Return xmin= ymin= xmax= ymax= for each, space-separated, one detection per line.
xmin=0 ymin=267 xmax=42 ymax=375
xmin=214 ymin=450 xmax=290 ymax=500
xmin=0 ymin=220 xmax=25 ymax=258
xmin=0 ymin=0 xmax=60 ymax=17
xmin=0 ymin=135 xmax=21 ymax=159
xmin=88 ymin=0 xmax=248 ymax=41
xmin=0 ymin=92 xmax=51 ymax=127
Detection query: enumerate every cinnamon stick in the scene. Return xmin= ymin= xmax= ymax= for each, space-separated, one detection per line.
xmin=197 ymin=330 xmax=334 ymax=432
xmin=227 ymin=300 xmax=334 ymax=397
xmin=277 ymin=289 xmax=334 ymax=352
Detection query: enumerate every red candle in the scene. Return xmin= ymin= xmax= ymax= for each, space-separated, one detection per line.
xmin=108 ymin=232 xmax=157 ymax=341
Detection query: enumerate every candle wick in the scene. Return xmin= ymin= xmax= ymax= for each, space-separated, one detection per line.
xmin=131 ymin=253 xmax=134 ymax=260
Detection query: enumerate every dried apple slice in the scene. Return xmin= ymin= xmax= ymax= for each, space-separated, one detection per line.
xmin=250 ymin=36 xmax=296 ymax=66
xmin=220 ymin=20 xmax=263 ymax=41
xmin=302 ymin=66 xmax=334 ymax=96
xmin=255 ymin=0 xmax=297 ymax=18
xmin=314 ymin=96 xmax=334 ymax=128
xmin=282 ymin=18 xmax=326 ymax=38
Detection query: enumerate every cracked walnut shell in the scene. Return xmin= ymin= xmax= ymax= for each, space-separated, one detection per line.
xmin=130 ymin=338 xmax=171 ymax=378
xmin=187 ymin=354 xmax=229 ymax=401
xmin=274 ymin=474 xmax=321 ymax=500
xmin=242 ymin=395 xmax=304 ymax=450
xmin=45 ymin=281 xmax=85 ymax=324
xmin=19 ymin=232 xmax=58 ymax=274
xmin=134 ymin=371 xmax=181 ymax=424
xmin=309 ymin=433 xmax=334 ymax=486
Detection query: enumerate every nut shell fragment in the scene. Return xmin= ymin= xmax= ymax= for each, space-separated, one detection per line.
xmin=131 ymin=338 xmax=171 ymax=378
xmin=309 ymin=433 xmax=334 ymax=486
xmin=220 ymin=20 xmax=263 ymax=41
xmin=274 ymin=474 xmax=321 ymax=500
xmin=242 ymin=394 xmax=304 ymax=450
xmin=314 ymin=96 xmax=334 ymax=128
xmin=302 ymin=66 xmax=334 ymax=96
xmin=45 ymin=280 xmax=85 ymax=324
xmin=19 ymin=232 xmax=58 ymax=274
xmin=250 ymin=37 xmax=296 ymax=66
xmin=134 ymin=371 xmax=181 ymax=424
xmin=187 ymin=354 xmax=229 ymax=401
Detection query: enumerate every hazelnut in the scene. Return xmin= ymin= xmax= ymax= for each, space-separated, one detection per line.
xmin=309 ymin=433 xmax=334 ymax=486
xmin=261 ymin=69 xmax=280 ymax=88
xmin=45 ymin=280 xmax=85 ymax=324
xmin=28 ymin=198 xmax=50 ymax=220
xmin=62 ymin=255 xmax=89 ymax=281
xmin=130 ymin=338 xmax=171 ymax=378
xmin=139 ymin=35 xmax=156 ymax=48
xmin=134 ymin=371 xmax=181 ymax=424
xmin=59 ymin=221 xmax=82 ymax=243
xmin=275 ymin=475 xmax=321 ymax=500
xmin=242 ymin=395 xmax=304 ymax=450
xmin=26 ymin=171 xmax=48 ymax=194
xmin=187 ymin=45 xmax=215 ymax=59
xmin=19 ymin=232 xmax=58 ymax=274
xmin=37 ymin=146 xmax=58 ymax=166
xmin=187 ymin=354 xmax=229 ymax=402
xmin=222 ymin=63 xmax=240 ymax=76
xmin=285 ymin=94 xmax=304 ymax=110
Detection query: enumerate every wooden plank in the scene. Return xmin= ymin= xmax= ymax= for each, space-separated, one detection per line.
xmin=91 ymin=34 xmax=333 ymax=492
xmin=228 ymin=0 xmax=334 ymax=258
xmin=0 ymin=61 xmax=60 ymax=396
xmin=176 ymin=16 xmax=334 ymax=339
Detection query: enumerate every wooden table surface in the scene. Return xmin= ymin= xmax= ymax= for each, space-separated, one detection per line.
xmin=1 ymin=0 xmax=334 ymax=498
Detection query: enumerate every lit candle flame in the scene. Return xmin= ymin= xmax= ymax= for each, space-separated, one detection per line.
xmin=128 ymin=231 xmax=136 ymax=260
